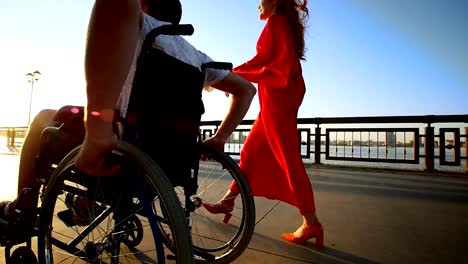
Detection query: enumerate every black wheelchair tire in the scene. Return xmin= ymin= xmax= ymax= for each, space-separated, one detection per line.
xmin=37 ymin=141 xmax=194 ymax=264
xmin=159 ymin=144 xmax=255 ymax=264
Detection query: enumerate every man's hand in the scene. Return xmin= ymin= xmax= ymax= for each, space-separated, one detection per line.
xmin=75 ymin=120 xmax=120 ymax=176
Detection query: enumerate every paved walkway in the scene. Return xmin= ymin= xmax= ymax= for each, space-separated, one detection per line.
xmin=0 ymin=146 xmax=467 ymax=263
xmin=234 ymin=166 xmax=468 ymax=264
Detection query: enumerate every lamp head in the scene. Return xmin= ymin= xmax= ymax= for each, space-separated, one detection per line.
xmin=26 ymin=71 xmax=41 ymax=82
xmin=33 ymin=71 xmax=41 ymax=81
xmin=26 ymin=73 xmax=34 ymax=82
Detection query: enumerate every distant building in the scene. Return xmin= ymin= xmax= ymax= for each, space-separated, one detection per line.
xmin=238 ymin=133 xmax=247 ymax=143
xmin=386 ymin=132 xmax=396 ymax=147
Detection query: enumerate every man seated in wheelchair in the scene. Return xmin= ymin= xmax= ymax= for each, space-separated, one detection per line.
xmin=0 ymin=0 xmax=255 ymax=240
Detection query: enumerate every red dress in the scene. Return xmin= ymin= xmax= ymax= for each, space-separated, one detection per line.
xmin=232 ymin=14 xmax=316 ymax=214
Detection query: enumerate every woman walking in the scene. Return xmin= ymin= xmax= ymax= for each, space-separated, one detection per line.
xmin=203 ymin=0 xmax=324 ymax=247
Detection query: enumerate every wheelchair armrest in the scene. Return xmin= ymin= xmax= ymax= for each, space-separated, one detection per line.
xmin=201 ymin=62 xmax=233 ymax=72
xmin=142 ymin=24 xmax=194 ymax=52
xmin=155 ymin=24 xmax=194 ymax=36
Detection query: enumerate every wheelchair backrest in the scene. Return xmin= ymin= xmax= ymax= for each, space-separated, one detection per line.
xmin=125 ymin=25 xmax=207 ymax=187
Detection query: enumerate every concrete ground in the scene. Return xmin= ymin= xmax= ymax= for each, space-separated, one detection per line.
xmin=0 ymin=143 xmax=467 ymax=263
xmin=233 ymin=166 xmax=468 ymax=264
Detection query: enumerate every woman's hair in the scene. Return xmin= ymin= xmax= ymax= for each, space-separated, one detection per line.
xmin=274 ymin=0 xmax=309 ymax=60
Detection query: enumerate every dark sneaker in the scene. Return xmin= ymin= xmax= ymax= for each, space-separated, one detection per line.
xmin=64 ymin=193 xmax=103 ymax=226
xmin=0 ymin=188 xmax=36 ymax=242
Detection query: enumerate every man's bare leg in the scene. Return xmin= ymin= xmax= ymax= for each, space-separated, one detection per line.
xmin=0 ymin=109 xmax=55 ymax=220
xmin=17 ymin=109 xmax=56 ymax=193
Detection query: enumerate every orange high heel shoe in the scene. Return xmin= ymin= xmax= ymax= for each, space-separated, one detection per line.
xmin=202 ymin=203 xmax=234 ymax=224
xmin=281 ymin=224 xmax=324 ymax=248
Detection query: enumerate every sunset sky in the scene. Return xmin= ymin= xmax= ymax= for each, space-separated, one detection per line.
xmin=0 ymin=0 xmax=466 ymax=127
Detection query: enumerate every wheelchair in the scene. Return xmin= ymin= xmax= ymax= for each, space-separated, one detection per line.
xmin=0 ymin=24 xmax=255 ymax=264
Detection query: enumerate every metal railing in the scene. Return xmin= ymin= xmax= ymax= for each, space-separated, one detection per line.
xmin=2 ymin=114 xmax=467 ymax=174
xmin=0 ymin=127 xmax=28 ymax=148
xmin=200 ymin=114 xmax=468 ymax=174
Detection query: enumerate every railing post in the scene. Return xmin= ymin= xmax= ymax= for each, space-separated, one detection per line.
xmin=465 ymin=127 xmax=468 ymax=173
xmin=315 ymin=125 xmax=321 ymax=164
xmin=425 ymin=126 xmax=434 ymax=172
xmin=10 ymin=129 xmax=16 ymax=147
xmin=6 ymin=129 xmax=11 ymax=146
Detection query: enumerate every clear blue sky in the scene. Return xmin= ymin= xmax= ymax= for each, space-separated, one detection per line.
xmin=0 ymin=0 xmax=466 ymax=126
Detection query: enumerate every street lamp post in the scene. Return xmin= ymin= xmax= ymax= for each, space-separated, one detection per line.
xmin=26 ymin=70 xmax=41 ymax=126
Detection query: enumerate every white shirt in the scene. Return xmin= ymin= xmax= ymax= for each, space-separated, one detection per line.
xmin=117 ymin=14 xmax=230 ymax=117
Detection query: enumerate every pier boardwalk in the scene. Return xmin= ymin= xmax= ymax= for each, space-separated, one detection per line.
xmin=0 ymin=149 xmax=467 ymax=263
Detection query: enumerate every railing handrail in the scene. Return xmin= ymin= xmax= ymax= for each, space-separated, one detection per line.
xmin=201 ymin=114 xmax=468 ymax=127
xmin=0 ymin=126 xmax=28 ymax=130
xmin=3 ymin=114 xmax=466 ymax=129
xmin=302 ymin=115 xmax=468 ymax=125
xmin=2 ymin=114 xmax=467 ymax=173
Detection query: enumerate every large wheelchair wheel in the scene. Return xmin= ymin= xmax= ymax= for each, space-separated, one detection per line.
xmin=37 ymin=140 xmax=193 ymax=263
xmin=157 ymin=144 xmax=255 ymax=263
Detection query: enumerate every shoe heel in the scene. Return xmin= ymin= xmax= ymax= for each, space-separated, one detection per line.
xmin=223 ymin=213 xmax=232 ymax=224
xmin=315 ymin=228 xmax=324 ymax=248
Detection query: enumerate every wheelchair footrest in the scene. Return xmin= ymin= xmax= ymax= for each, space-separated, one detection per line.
xmin=57 ymin=209 xmax=76 ymax=227
xmin=57 ymin=205 xmax=105 ymax=227
xmin=0 ymin=223 xmax=35 ymax=246
xmin=0 ymin=214 xmax=37 ymax=246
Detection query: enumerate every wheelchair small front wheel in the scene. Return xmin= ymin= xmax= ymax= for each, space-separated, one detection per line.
xmin=10 ymin=246 xmax=38 ymax=264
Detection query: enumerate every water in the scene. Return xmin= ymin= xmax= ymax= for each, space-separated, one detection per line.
xmin=225 ymin=143 xmax=467 ymax=172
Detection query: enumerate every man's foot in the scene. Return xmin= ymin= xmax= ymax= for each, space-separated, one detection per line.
xmin=64 ymin=193 xmax=103 ymax=226
xmin=0 ymin=188 xmax=37 ymax=240
xmin=0 ymin=188 xmax=35 ymax=220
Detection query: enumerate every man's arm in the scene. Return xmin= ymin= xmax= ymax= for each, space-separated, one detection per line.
xmin=85 ymin=0 xmax=141 ymax=112
xmin=75 ymin=0 xmax=142 ymax=176
xmin=204 ymin=72 xmax=256 ymax=150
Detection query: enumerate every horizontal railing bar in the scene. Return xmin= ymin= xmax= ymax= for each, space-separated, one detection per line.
xmin=3 ymin=115 xmax=466 ymax=130
xmin=327 ymin=128 xmax=418 ymax=132
xmin=326 ymin=156 xmax=420 ymax=164
xmin=299 ymin=115 xmax=468 ymax=124
xmin=201 ymin=114 xmax=468 ymax=127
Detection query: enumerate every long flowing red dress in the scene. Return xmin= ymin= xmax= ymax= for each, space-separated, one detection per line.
xmin=231 ymin=14 xmax=316 ymax=214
